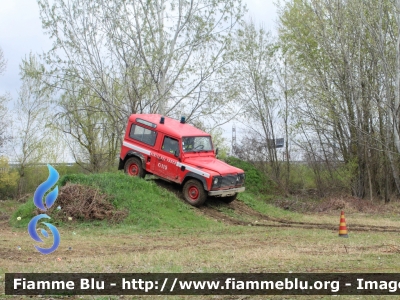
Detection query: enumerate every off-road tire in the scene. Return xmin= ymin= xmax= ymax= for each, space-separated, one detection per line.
xmin=221 ymin=193 xmax=238 ymax=204
xmin=124 ymin=157 xmax=145 ymax=178
xmin=182 ymin=179 xmax=207 ymax=207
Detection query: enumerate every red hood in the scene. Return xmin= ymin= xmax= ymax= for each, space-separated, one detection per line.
xmin=183 ymin=156 xmax=244 ymax=176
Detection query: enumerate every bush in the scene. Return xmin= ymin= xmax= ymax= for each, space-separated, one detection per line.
xmin=0 ymin=157 xmax=19 ymax=199
xmin=10 ymin=163 xmax=86 ymax=199
xmin=224 ymin=156 xmax=275 ymax=194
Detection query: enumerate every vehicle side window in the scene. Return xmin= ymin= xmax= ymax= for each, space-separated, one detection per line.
xmin=129 ymin=124 xmax=157 ymax=146
xmin=162 ymin=136 xmax=179 ymax=155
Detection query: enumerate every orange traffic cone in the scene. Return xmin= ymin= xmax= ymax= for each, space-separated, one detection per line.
xmin=339 ymin=211 xmax=348 ymax=238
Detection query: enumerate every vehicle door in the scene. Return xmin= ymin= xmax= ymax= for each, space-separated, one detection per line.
xmin=151 ymin=135 xmax=181 ymax=182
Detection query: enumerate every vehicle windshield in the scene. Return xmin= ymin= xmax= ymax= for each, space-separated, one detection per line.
xmin=182 ymin=136 xmax=213 ymax=152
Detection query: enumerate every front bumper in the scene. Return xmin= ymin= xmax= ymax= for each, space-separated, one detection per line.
xmin=208 ymin=187 xmax=245 ymax=197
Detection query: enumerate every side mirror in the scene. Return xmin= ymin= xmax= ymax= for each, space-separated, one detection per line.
xmin=215 ymin=147 xmax=219 ymax=156
xmin=174 ymin=150 xmax=179 ymax=157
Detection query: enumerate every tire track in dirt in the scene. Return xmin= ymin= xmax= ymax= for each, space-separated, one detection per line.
xmin=233 ymin=200 xmax=400 ymax=232
xmin=198 ymin=200 xmax=400 ymax=233
xmin=153 ymin=177 xmax=400 ymax=233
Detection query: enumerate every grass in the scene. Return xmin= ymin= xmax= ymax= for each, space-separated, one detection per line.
xmin=3 ymin=224 xmax=400 ymax=273
xmin=238 ymin=192 xmax=303 ymax=220
xmin=4 ymin=169 xmax=400 ymax=299
xmin=10 ymin=172 xmax=219 ymax=231
xmin=224 ymin=156 xmax=275 ymax=194
xmin=2 ymin=223 xmax=400 ymax=300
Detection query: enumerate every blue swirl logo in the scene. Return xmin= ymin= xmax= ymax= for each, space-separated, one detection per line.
xmin=28 ymin=164 xmax=60 ymax=254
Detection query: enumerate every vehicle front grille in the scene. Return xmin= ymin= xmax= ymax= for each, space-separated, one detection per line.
xmin=211 ymin=173 xmax=245 ymax=190
xmin=220 ymin=175 xmax=239 ymax=189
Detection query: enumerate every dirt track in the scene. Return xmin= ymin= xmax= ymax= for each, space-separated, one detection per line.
xmin=152 ymin=178 xmax=400 ymax=233
xmin=196 ymin=200 xmax=400 ymax=233
xmin=3 ymin=189 xmax=400 ymax=277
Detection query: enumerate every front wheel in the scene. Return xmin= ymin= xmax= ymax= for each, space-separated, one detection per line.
xmin=124 ymin=157 xmax=145 ymax=178
xmin=221 ymin=193 xmax=237 ymax=204
xmin=182 ymin=179 xmax=207 ymax=207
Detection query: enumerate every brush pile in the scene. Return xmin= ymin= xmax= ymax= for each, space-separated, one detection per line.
xmin=36 ymin=183 xmax=127 ymax=223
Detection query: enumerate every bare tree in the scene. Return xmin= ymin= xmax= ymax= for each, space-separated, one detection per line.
xmin=35 ymin=0 xmax=245 ymax=131
xmin=278 ymin=0 xmax=400 ymax=199
xmin=55 ymin=84 xmax=118 ymax=172
xmin=12 ymin=54 xmax=56 ymax=195
xmin=28 ymin=0 xmax=246 ymax=168
xmin=229 ymin=21 xmax=283 ymax=185
xmin=0 ymin=47 xmax=5 ymax=75
xmin=0 ymin=47 xmax=9 ymax=154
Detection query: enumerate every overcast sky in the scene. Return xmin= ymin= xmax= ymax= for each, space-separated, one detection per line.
xmin=0 ymin=1 xmax=279 ymax=160
xmin=0 ymin=0 xmax=278 ymax=99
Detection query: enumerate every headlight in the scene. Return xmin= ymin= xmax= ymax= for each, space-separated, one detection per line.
xmin=237 ymin=173 xmax=245 ymax=185
xmin=212 ymin=176 xmax=222 ymax=188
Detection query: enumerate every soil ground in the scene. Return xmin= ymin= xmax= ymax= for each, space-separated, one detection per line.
xmin=2 ymin=183 xmax=400 ymax=299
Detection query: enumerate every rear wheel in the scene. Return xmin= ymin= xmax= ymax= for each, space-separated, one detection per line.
xmin=124 ymin=157 xmax=145 ymax=178
xmin=221 ymin=193 xmax=237 ymax=204
xmin=183 ymin=179 xmax=207 ymax=207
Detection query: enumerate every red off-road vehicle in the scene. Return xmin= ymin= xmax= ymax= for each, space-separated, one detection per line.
xmin=118 ymin=114 xmax=245 ymax=206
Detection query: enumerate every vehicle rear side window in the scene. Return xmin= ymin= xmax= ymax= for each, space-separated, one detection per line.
xmin=129 ymin=124 xmax=157 ymax=146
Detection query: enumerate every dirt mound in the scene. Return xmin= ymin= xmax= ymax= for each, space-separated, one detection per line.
xmin=36 ymin=183 xmax=128 ymax=223
xmin=315 ymin=196 xmax=379 ymax=213
xmin=275 ymin=196 xmax=391 ymax=214
xmin=274 ymin=198 xmax=315 ymax=213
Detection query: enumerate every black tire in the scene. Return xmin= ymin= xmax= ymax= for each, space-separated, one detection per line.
xmin=221 ymin=193 xmax=237 ymax=204
xmin=124 ymin=157 xmax=145 ymax=178
xmin=182 ymin=179 xmax=207 ymax=207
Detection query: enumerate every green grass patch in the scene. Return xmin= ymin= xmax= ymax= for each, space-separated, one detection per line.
xmin=11 ymin=172 xmax=219 ymax=231
xmin=237 ymin=192 xmax=305 ymax=221
xmin=224 ymin=156 xmax=275 ymax=194
xmin=9 ymin=200 xmax=36 ymax=228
